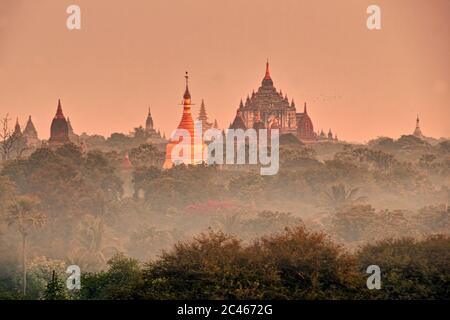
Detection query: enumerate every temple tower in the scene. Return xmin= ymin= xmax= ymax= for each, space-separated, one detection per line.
xmin=49 ymin=99 xmax=70 ymax=148
xmin=145 ymin=108 xmax=154 ymax=133
xmin=197 ymin=99 xmax=212 ymax=135
xmin=23 ymin=116 xmax=39 ymax=147
xmin=13 ymin=118 xmax=22 ymax=137
xmin=413 ymin=115 xmax=424 ymax=138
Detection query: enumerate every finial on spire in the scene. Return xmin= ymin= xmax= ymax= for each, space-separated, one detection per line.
xmin=183 ymin=71 xmax=191 ymax=101
xmin=264 ymin=59 xmax=271 ymax=80
xmin=304 ymin=102 xmax=307 ymax=114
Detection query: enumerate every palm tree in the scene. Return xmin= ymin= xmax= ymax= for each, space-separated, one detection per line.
xmin=323 ymin=184 xmax=367 ymax=213
xmin=69 ymin=215 xmax=121 ymax=271
xmin=6 ymin=196 xmax=46 ymax=297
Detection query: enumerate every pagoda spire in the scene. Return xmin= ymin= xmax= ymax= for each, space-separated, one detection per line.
xmin=264 ymin=59 xmax=271 ymax=80
xmin=163 ymin=72 xmax=206 ymax=169
xmin=413 ymin=114 xmax=423 ymax=138
xmin=23 ymin=115 xmax=38 ymax=139
xmin=304 ymin=102 xmax=307 ymax=114
xmin=183 ymin=72 xmax=191 ymax=103
xmin=198 ymin=99 xmax=208 ymax=121
xmin=14 ymin=117 xmax=21 ymax=135
xmin=55 ymin=99 xmax=65 ymax=119
xmin=261 ymin=60 xmax=274 ymax=87
xmin=146 ymin=106 xmax=154 ymax=131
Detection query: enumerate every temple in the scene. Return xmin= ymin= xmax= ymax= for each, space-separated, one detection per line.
xmin=67 ymin=117 xmax=80 ymax=144
xmin=23 ymin=116 xmax=39 ymax=147
xmin=230 ymin=61 xmax=337 ymax=144
xmin=197 ymin=99 xmax=213 ymax=135
xmin=296 ymin=103 xmax=316 ymax=143
xmin=413 ymin=115 xmax=424 ymax=138
xmin=145 ymin=108 xmax=154 ymax=134
xmin=163 ymin=73 xmax=206 ymax=169
xmin=49 ymin=99 xmax=70 ymax=148
xmin=13 ymin=118 xmax=22 ymax=137
xmin=144 ymin=108 xmax=166 ymax=144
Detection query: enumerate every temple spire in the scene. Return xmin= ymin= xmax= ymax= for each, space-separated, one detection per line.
xmin=198 ymin=99 xmax=208 ymax=121
xmin=146 ymin=107 xmax=154 ymax=131
xmin=55 ymin=99 xmax=65 ymax=119
xmin=413 ymin=114 xmax=423 ymax=138
xmin=261 ymin=60 xmax=274 ymax=87
xmin=14 ymin=118 xmax=21 ymax=135
xmin=264 ymin=59 xmax=271 ymax=80
xmin=304 ymin=102 xmax=307 ymax=114
xmin=183 ymin=72 xmax=191 ymax=102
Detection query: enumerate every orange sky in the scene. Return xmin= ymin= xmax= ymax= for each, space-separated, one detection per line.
xmin=0 ymin=0 xmax=449 ymax=142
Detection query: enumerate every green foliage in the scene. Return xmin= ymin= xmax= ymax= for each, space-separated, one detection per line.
xmin=43 ymin=271 xmax=68 ymax=300
xmin=140 ymin=226 xmax=364 ymax=299
xmin=0 ymin=136 xmax=449 ymax=300
xmin=357 ymin=235 xmax=450 ymax=299
xmin=77 ymin=253 xmax=142 ymax=300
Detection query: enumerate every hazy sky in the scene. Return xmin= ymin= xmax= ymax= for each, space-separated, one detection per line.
xmin=0 ymin=0 xmax=449 ymax=142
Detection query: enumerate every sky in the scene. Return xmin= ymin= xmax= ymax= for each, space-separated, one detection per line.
xmin=0 ymin=0 xmax=449 ymax=142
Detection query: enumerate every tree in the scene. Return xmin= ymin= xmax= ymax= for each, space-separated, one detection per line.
xmin=323 ymin=184 xmax=367 ymax=212
xmin=0 ymin=114 xmax=20 ymax=161
xmin=78 ymin=253 xmax=142 ymax=300
xmin=129 ymin=143 xmax=165 ymax=168
xmin=140 ymin=227 xmax=363 ymax=299
xmin=43 ymin=270 xmax=68 ymax=300
xmin=6 ymin=196 xmax=46 ymax=296
xmin=357 ymin=235 xmax=450 ymax=299
xmin=69 ymin=215 xmax=121 ymax=271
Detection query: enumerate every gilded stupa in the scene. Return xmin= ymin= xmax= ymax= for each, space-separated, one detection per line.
xmin=163 ymin=72 xmax=206 ymax=169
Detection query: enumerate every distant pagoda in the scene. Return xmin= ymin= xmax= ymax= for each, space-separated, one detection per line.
xmin=13 ymin=118 xmax=22 ymax=137
xmin=23 ymin=116 xmax=39 ymax=147
xmin=197 ymin=99 xmax=213 ymax=135
xmin=145 ymin=107 xmax=154 ymax=133
xmin=67 ymin=117 xmax=80 ymax=143
xmin=49 ymin=99 xmax=70 ymax=148
xmin=413 ymin=115 xmax=424 ymax=138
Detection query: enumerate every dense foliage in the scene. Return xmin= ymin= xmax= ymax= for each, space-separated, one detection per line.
xmin=0 ymin=134 xmax=448 ymax=299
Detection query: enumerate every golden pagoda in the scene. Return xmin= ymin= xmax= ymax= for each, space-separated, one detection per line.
xmin=163 ymin=72 xmax=206 ymax=169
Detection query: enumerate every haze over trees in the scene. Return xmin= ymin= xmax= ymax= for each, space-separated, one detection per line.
xmin=0 ymin=131 xmax=448 ymax=299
